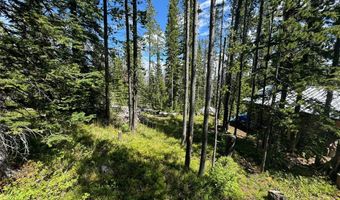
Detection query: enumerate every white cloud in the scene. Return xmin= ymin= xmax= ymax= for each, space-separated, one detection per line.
xmin=200 ymin=0 xmax=225 ymax=10
xmin=200 ymin=30 xmax=210 ymax=37
xmin=198 ymin=0 xmax=231 ymax=37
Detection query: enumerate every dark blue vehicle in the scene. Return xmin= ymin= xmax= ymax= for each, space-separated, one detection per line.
xmin=229 ymin=113 xmax=249 ymax=130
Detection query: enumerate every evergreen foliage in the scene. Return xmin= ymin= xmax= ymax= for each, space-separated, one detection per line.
xmin=0 ymin=0 xmax=102 ymax=161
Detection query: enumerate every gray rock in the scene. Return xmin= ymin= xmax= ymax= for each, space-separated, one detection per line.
xmin=100 ymin=165 xmax=110 ymax=173
xmin=268 ymin=190 xmax=287 ymax=200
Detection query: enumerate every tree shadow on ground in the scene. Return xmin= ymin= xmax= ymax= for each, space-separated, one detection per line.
xmin=140 ymin=114 xmax=217 ymax=145
xmin=140 ymin=114 xmax=318 ymax=178
xmin=72 ymin=129 xmax=211 ymax=199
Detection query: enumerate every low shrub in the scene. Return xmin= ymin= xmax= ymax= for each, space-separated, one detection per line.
xmin=208 ymin=157 xmax=245 ymax=199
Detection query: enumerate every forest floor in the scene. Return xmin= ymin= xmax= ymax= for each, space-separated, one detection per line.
xmin=0 ymin=115 xmax=339 ymax=199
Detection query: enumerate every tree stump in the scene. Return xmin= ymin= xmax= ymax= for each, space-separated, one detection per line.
xmin=268 ymin=190 xmax=287 ymax=200
xmin=118 ymin=131 xmax=122 ymax=141
xmin=337 ymin=173 xmax=340 ymax=189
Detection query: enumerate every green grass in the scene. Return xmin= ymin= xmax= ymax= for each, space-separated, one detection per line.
xmin=0 ymin=119 xmax=338 ymax=200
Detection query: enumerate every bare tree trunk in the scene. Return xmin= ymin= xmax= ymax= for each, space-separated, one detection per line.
xmin=185 ymin=0 xmax=198 ymax=170
xmin=125 ymin=0 xmax=133 ymax=129
xmin=171 ymin=72 xmax=174 ymax=110
xmin=181 ymin=0 xmax=190 ymax=146
xmin=261 ymin=81 xmax=277 ymax=172
xmin=258 ymin=10 xmax=274 ymax=148
xmin=103 ymin=0 xmax=110 ymax=125
xmin=261 ymin=9 xmax=282 ymax=171
xmin=148 ymin=34 xmax=152 ymax=108
xmin=216 ymin=2 xmax=226 ymax=113
xmin=290 ymin=92 xmax=302 ymax=152
xmin=234 ymin=0 xmax=249 ymax=136
xmin=213 ymin=40 xmax=227 ymax=166
xmin=212 ymin=0 xmax=226 ymax=167
xmin=248 ymin=0 xmax=264 ymax=131
xmin=278 ymin=2 xmax=291 ymax=110
xmin=132 ymin=0 xmax=138 ymax=131
xmin=260 ymin=127 xmax=270 ymax=172
xmin=222 ymin=0 xmax=241 ymax=132
xmin=199 ymin=0 xmax=217 ymax=177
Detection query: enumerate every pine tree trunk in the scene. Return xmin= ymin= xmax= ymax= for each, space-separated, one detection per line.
xmin=213 ymin=38 xmax=226 ymax=166
xmin=261 ymin=7 xmax=282 ymax=171
xmin=325 ymin=38 xmax=339 ymax=115
xmin=261 ymin=84 xmax=277 ymax=172
xmin=149 ymin=35 xmax=152 ymax=107
xmin=171 ymin=72 xmax=174 ymax=110
xmin=156 ymin=40 xmax=162 ymax=109
xmin=212 ymin=0 xmax=226 ymax=165
xmin=278 ymin=2 xmax=292 ymax=110
xmin=222 ymin=0 xmax=242 ymax=132
xmin=261 ymin=127 xmax=270 ymax=172
xmin=185 ymin=0 xmax=198 ymax=170
xmin=258 ymin=10 xmax=274 ymax=149
xmin=103 ymin=0 xmax=110 ymax=125
xmin=125 ymin=0 xmax=133 ymax=129
xmin=290 ymin=92 xmax=302 ymax=152
xmin=234 ymin=0 xmax=249 ymax=136
xmin=260 ymin=10 xmax=274 ymax=126
xmin=181 ymin=0 xmax=190 ymax=146
xmin=132 ymin=0 xmax=138 ymax=131
xmin=199 ymin=0 xmax=216 ymax=176
xmin=248 ymin=0 xmax=264 ymax=131
xmin=216 ymin=0 xmax=225 ymax=119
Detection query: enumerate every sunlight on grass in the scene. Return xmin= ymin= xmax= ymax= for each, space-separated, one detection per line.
xmin=0 ymin=122 xmax=338 ymax=200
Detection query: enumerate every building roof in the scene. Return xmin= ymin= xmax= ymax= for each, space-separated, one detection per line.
xmin=243 ymin=86 xmax=340 ymax=120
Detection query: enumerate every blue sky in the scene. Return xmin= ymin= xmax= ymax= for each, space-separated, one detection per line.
xmin=109 ymin=0 xmax=231 ymax=50
xmin=151 ymin=0 xmax=231 ymax=35
xmin=134 ymin=0 xmax=231 ymax=70
xmin=131 ymin=0 xmax=231 ymax=37
xmin=152 ymin=0 xmax=168 ymax=31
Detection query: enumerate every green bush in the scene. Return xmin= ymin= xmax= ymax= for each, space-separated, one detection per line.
xmin=208 ymin=157 xmax=245 ymax=199
xmin=121 ymin=124 xmax=130 ymax=133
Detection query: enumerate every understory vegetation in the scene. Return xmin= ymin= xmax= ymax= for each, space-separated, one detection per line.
xmin=0 ymin=118 xmax=338 ymax=200
xmin=1 ymin=0 xmax=339 ymax=199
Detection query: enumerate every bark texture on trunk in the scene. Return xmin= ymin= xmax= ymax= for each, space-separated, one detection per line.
xmin=222 ymin=0 xmax=242 ymax=132
xmin=132 ymin=0 xmax=138 ymax=131
xmin=234 ymin=0 xmax=249 ymax=136
xmin=103 ymin=0 xmax=110 ymax=125
xmin=199 ymin=0 xmax=216 ymax=176
xmin=212 ymin=0 xmax=226 ymax=167
xmin=185 ymin=0 xmax=198 ymax=170
xmin=248 ymin=0 xmax=264 ymax=131
xmin=125 ymin=0 xmax=133 ymax=129
xmin=325 ymin=38 xmax=339 ymax=116
xmin=182 ymin=0 xmax=190 ymax=146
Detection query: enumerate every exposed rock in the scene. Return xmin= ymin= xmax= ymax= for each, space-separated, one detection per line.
xmin=0 ymin=153 xmax=14 ymax=178
xmin=100 ymin=165 xmax=110 ymax=173
xmin=327 ymin=139 xmax=339 ymax=158
xmin=159 ymin=112 xmax=169 ymax=117
xmin=142 ymin=108 xmax=159 ymax=115
xmin=112 ymin=105 xmax=139 ymax=124
xmin=268 ymin=190 xmax=287 ymax=200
